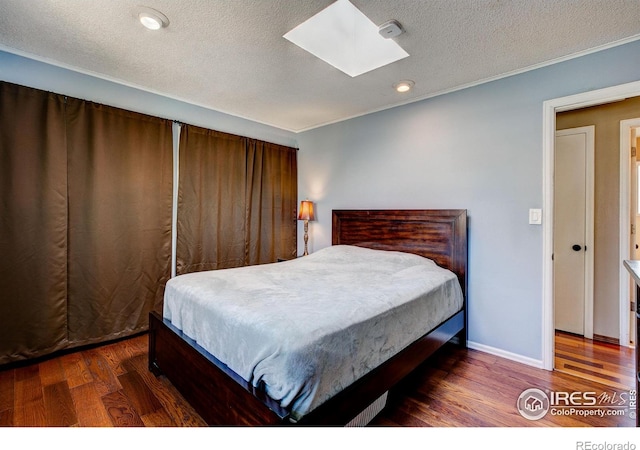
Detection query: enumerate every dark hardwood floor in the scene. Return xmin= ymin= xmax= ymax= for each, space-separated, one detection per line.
xmin=0 ymin=333 xmax=635 ymax=427
xmin=553 ymin=330 xmax=635 ymax=390
xmin=373 ymin=339 xmax=635 ymax=427
xmin=0 ymin=334 xmax=206 ymax=427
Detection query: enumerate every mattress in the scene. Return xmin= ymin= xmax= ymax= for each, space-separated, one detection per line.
xmin=163 ymin=244 xmax=463 ymax=421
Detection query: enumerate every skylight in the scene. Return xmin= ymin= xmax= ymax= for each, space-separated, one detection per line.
xmin=283 ymin=0 xmax=409 ymax=77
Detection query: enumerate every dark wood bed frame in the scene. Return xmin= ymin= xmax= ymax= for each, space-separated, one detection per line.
xmin=148 ymin=209 xmax=467 ymax=425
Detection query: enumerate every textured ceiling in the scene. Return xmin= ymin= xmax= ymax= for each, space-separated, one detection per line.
xmin=0 ymin=0 xmax=639 ymax=132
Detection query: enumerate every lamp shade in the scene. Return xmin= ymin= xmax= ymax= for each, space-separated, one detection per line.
xmin=298 ymin=200 xmax=315 ymax=221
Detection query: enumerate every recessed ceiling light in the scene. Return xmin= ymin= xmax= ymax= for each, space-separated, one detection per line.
xmin=394 ymin=80 xmax=414 ymax=93
xmin=138 ymin=7 xmax=169 ymax=30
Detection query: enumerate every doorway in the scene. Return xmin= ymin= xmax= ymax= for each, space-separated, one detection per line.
xmin=542 ymin=80 xmax=640 ymax=372
xmin=551 ymin=110 xmax=638 ymax=388
xmin=621 ymin=119 xmax=640 ymax=349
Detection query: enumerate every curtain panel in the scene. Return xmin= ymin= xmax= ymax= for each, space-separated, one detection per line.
xmin=245 ymin=138 xmax=298 ymax=264
xmin=65 ymin=99 xmax=173 ymax=345
xmin=0 ymin=83 xmax=69 ymax=363
xmin=177 ymin=126 xmax=248 ymax=274
xmin=0 ymin=82 xmax=173 ymax=364
xmin=177 ymin=125 xmax=297 ymax=274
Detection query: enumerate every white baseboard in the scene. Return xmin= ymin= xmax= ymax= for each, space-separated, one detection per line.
xmin=467 ymin=340 xmax=545 ymax=370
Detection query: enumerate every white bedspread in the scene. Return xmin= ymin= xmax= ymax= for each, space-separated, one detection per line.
xmin=163 ymin=245 xmax=463 ymax=421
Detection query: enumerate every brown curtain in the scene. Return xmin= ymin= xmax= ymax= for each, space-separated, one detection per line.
xmin=0 ymin=83 xmax=69 ymax=364
xmin=177 ymin=125 xmax=297 ymax=274
xmin=245 ymin=139 xmax=298 ymax=264
xmin=65 ymin=99 xmax=173 ymax=344
xmin=0 ymin=82 xmax=173 ymax=364
xmin=177 ymin=126 xmax=248 ymax=273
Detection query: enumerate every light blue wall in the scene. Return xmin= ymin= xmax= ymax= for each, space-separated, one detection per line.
xmin=0 ymin=50 xmax=297 ymax=148
xmin=296 ymin=40 xmax=640 ymax=361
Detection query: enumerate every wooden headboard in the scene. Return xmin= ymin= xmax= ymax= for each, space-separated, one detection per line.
xmin=332 ymin=209 xmax=467 ymax=296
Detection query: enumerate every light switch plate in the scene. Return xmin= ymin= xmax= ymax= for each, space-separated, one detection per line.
xmin=529 ymin=208 xmax=542 ymax=225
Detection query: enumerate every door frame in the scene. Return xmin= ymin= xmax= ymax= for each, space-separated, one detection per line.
xmin=620 ymin=118 xmax=640 ymax=348
xmin=554 ymin=126 xmax=595 ymax=340
xmin=542 ymin=80 xmax=640 ymax=371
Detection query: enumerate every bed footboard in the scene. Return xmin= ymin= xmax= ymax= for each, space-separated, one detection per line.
xmin=149 ymin=311 xmax=288 ymax=425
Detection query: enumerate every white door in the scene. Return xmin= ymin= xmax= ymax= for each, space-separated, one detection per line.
xmin=554 ymin=126 xmax=594 ymax=337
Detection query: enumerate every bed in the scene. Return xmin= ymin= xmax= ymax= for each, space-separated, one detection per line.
xmin=149 ymin=209 xmax=467 ymax=425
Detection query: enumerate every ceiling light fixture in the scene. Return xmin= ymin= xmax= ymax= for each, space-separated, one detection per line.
xmin=394 ymin=80 xmax=414 ymax=93
xmin=138 ymin=7 xmax=169 ymax=30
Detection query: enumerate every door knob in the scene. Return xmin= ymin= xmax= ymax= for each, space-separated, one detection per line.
xmin=572 ymin=244 xmax=582 ymax=251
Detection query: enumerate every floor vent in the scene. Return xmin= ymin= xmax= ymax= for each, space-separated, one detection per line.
xmin=345 ymin=391 xmax=388 ymax=427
